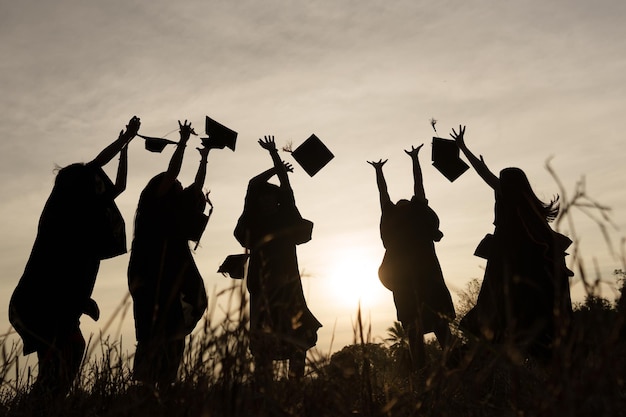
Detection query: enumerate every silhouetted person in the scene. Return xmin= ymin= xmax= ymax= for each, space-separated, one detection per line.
xmin=9 ymin=116 xmax=141 ymax=398
xmin=234 ymin=136 xmax=321 ymax=384
xmin=369 ymin=144 xmax=455 ymax=370
xmin=128 ymin=120 xmax=210 ymax=387
xmin=452 ymin=125 xmax=573 ymax=361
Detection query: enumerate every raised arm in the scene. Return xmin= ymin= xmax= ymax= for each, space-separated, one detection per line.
xmin=258 ymin=135 xmax=291 ymax=190
xmin=157 ymin=120 xmax=196 ymax=196
xmin=405 ymin=144 xmax=426 ymax=202
xmin=249 ymin=162 xmax=294 ymax=189
xmin=451 ymin=125 xmax=500 ymax=192
xmin=89 ymin=116 xmax=140 ymax=168
xmin=367 ymin=159 xmax=391 ymax=210
xmin=112 ymin=144 xmax=128 ymax=198
xmin=192 ymin=146 xmax=210 ymax=191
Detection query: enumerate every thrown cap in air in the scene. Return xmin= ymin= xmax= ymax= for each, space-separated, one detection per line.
xmin=201 ymin=116 xmax=237 ymax=151
xmin=291 ymin=134 xmax=334 ymax=177
xmin=431 ymin=137 xmax=469 ymax=182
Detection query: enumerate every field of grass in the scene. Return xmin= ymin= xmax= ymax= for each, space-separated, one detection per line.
xmin=1 ymin=279 xmax=625 ymax=417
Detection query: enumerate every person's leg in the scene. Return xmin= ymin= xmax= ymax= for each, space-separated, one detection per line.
xmin=33 ymin=329 xmax=85 ymax=398
xmin=288 ymin=349 xmax=306 ymax=380
xmin=133 ymin=340 xmax=153 ymax=385
xmin=159 ymin=339 xmax=185 ymax=387
xmin=133 ymin=337 xmax=184 ymax=388
xmin=253 ymin=352 xmax=273 ymax=389
xmin=33 ymin=346 xmax=60 ymax=398
xmin=406 ymin=320 xmax=425 ymax=370
xmin=59 ymin=330 xmax=86 ymax=395
xmin=433 ymin=319 xmax=453 ymax=350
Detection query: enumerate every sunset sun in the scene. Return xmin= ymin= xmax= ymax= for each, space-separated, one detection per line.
xmin=324 ymin=249 xmax=387 ymax=310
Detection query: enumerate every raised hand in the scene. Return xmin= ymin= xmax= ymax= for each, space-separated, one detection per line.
xmin=178 ymin=120 xmax=197 ymax=142
xmin=283 ymin=161 xmax=294 ymax=173
xmin=258 ymin=135 xmax=277 ymax=151
xmin=89 ymin=117 xmax=140 ymax=168
xmin=450 ymin=125 xmax=466 ymax=146
xmin=367 ymin=159 xmax=388 ymax=170
xmin=196 ymin=146 xmax=210 ymax=160
xmin=126 ymin=116 xmax=141 ymax=137
xmin=404 ymin=144 xmax=424 ymax=159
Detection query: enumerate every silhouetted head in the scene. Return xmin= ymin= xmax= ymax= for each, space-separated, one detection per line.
xmin=50 ymin=163 xmax=99 ymax=207
xmin=393 ymin=199 xmax=412 ymax=219
xmin=133 ymin=173 xmax=183 ymax=238
xmin=500 ymin=168 xmax=532 ymax=199
xmin=140 ymin=173 xmax=183 ymax=203
xmin=396 ymin=199 xmax=411 ymax=207
xmin=55 ymin=163 xmax=91 ymax=190
xmin=500 ymin=167 xmax=559 ymax=222
xmin=248 ymin=182 xmax=281 ymax=216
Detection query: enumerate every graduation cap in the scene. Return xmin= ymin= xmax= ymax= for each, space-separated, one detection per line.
xmin=138 ymin=134 xmax=178 ymax=153
xmin=291 ymin=134 xmax=334 ymax=177
xmin=201 ymin=116 xmax=237 ymax=151
xmin=431 ymin=137 xmax=469 ymax=182
xmin=218 ymin=254 xmax=250 ymax=279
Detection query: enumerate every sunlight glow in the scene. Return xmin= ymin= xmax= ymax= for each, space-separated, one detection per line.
xmin=324 ymin=249 xmax=387 ymax=310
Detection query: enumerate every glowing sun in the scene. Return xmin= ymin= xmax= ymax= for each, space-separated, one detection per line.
xmin=324 ymin=249 xmax=387 ymax=310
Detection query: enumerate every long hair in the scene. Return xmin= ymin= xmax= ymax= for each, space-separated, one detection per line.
xmin=41 ymin=163 xmax=96 ymax=236
xmin=234 ymin=181 xmax=281 ymax=248
xmin=500 ymin=167 xmax=559 ymax=223
xmin=133 ymin=173 xmax=182 ymax=240
xmin=52 ymin=163 xmax=95 ymax=206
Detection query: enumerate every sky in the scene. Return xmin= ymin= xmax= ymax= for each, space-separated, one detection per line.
xmin=1 ymin=0 xmax=625 ymax=362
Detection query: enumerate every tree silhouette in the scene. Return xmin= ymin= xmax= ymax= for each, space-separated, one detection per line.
xmin=385 ymin=321 xmax=408 ymax=349
xmin=455 ymin=278 xmax=482 ymax=319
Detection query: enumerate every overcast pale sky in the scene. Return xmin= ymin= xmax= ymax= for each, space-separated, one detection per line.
xmin=1 ymin=0 xmax=625 ymax=358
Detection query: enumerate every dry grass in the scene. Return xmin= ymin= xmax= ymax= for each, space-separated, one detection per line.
xmin=1 ymin=284 xmax=625 ymax=417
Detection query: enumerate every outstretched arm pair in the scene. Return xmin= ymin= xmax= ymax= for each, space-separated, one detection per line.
xmin=368 ymin=144 xmax=426 ymax=208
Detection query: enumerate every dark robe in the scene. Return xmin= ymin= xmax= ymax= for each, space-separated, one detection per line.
xmin=9 ymin=163 xmax=126 ymax=355
xmin=377 ymin=197 xmax=456 ymax=333
xmin=461 ymin=188 xmax=573 ymax=358
xmin=235 ymin=181 xmax=321 ymax=360
xmin=128 ymin=175 xmax=208 ymax=344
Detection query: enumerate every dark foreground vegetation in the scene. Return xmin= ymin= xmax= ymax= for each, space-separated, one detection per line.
xmin=1 ymin=277 xmax=625 ymax=417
